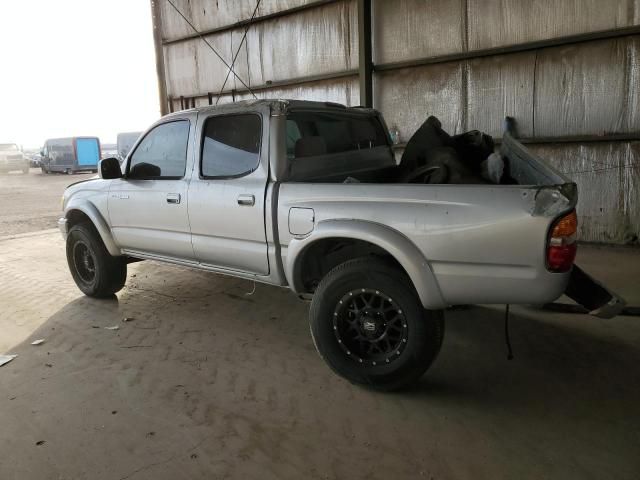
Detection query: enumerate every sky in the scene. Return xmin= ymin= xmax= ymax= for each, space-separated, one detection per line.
xmin=0 ymin=0 xmax=160 ymax=148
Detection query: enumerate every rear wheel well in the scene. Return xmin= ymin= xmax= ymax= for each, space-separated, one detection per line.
xmin=295 ymin=238 xmax=410 ymax=294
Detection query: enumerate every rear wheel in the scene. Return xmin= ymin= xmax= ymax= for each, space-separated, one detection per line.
xmin=310 ymin=258 xmax=444 ymax=391
xmin=66 ymin=223 xmax=127 ymax=297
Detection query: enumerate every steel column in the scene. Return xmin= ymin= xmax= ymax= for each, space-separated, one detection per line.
xmin=357 ymin=0 xmax=373 ymax=108
xmin=150 ymin=0 xmax=169 ymax=116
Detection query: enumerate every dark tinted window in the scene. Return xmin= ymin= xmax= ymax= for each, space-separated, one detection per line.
xmin=129 ymin=121 xmax=189 ymax=179
xmin=201 ymin=114 xmax=261 ymax=178
xmin=286 ymin=112 xmax=388 ymax=159
xmin=49 ymin=142 xmax=74 ymax=165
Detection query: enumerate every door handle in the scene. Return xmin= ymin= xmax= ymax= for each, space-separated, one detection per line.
xmin=237 ymin=194 xmax=255 ymax=206
xmin=166 ymin=193 xmax=181 ymax=204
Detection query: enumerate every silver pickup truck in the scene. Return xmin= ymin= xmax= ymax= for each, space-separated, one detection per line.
xmin=60 ymin=99 xmax=606 ymax=390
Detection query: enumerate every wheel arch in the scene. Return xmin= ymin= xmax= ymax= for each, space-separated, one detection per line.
xmin=65 ymin=201 xmax=120 ymax=257
xmin=286 ymin=220 xmax=446 ymax=309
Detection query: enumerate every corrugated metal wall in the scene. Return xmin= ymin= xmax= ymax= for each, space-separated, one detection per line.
xmin=159 ymin=0 xmax=359 ymax=110
xmin=155 ymin=0 xmax=639 ymax=245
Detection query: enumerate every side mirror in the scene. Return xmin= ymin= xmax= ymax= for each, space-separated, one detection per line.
xmin=99 ymin=157 xmax=122 ymax=179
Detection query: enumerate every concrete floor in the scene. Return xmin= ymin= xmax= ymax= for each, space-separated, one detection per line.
xmin=0 ymin=171 xmax=639 ymax=479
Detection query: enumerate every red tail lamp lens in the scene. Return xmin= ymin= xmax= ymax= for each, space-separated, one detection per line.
xmin=547 ymin=211 xmax=577 ymax=272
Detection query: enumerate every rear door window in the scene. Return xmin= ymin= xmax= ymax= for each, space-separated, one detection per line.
xmin=201 ymin=114 xmax=262 ymax=178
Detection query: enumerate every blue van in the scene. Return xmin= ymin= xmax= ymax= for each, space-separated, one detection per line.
xmin=41 ymin=137 xmax=101 ymax=174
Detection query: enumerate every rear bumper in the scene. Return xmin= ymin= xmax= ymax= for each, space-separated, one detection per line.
xmin=431 ymin=262 xmax=570 ymax=306
xmin=58 ymin=217 xmax=68 ymax=240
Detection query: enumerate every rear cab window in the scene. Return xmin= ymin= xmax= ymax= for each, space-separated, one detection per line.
xmin=286 ymin=111 xmax=389 ymax=159
xmin=285 ymin=110 xmax=393 ymax=181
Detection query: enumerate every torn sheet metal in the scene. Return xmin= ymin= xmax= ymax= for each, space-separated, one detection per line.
xmin=500 ymin=122 xmax=571 ymax=186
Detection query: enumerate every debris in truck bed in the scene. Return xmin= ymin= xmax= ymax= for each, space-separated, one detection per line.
xmin=481 ymin=152 xmax=505 ymax=184
xmin=399 ymin=115 xmax=501 ymax=185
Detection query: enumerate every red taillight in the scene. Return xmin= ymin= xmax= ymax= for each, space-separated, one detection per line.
xmin=547 ymin=210 xmax=577 ymax=272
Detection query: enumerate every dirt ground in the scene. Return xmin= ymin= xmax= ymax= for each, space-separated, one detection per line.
xmin=0 ymin=169 xmax=94 ymax=237
xmin=0 ymin=172 xmax=639 ymax=479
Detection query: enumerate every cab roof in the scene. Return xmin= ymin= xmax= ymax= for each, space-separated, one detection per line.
xmin=164 ymin=99 xmax=378 ymax=119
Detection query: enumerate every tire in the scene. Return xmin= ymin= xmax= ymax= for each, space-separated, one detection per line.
xmin=66 ymin=223 xmax=127 ymax=297
xmin=41 ymin=166 xmax=48 ymax=174
xmin=310 ymin=257 xmax=444 ymax=391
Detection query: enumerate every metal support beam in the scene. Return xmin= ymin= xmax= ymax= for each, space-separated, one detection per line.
xmin=390 ymin=133 xmax=640 ymax=153
xmin=357 ymin=0 xmax=373 ymax=108
xmin=375 ymin=26 xmax=640 ymax=73
xmin=169 ymin=70 xmax=357 ymax=105
xmin=150 ymin=0 xmax=169 ymax=116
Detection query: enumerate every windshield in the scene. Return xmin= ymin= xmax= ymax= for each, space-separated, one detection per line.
xmin=0 ymin=143 xmax=19 ymax=151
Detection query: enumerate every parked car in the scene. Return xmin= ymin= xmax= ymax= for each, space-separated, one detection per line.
xmin=41 ymin=137 xmax=100 ymax=174
xmin=29 ymin=153 xmax=42 ymax=168
xmin=116 ymin=132 xmax=142 ymax=164
xmin=58 ymin=100 xmax=624 ymax=390
xmin=0 ymin=143 xmax=29 ymax=174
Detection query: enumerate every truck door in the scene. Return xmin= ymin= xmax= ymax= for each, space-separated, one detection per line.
xmin=188 ymin=111 xmax=269 ymax=275
xmin=108 ymin=118 xmax=195 ymax=260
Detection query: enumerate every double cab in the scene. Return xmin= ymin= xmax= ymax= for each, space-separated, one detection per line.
xmin=60 ymin=99 xmax=597 ymax=390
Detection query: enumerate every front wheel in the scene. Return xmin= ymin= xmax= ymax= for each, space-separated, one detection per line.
xmin=310 ymin=258 xmax=444 ymax=391
xmin=66 ymin=223 xmax=127 ymax=297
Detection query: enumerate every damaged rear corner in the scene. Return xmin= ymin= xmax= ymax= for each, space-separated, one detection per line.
xmin=502 ymin=119 xmax=626 ymax=319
